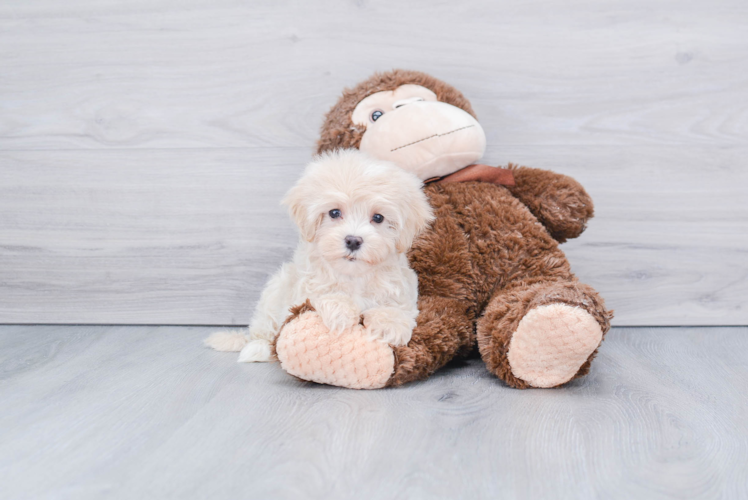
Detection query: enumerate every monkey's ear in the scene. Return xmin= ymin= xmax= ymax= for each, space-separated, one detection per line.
xmin=282 ymin=184 xmax=320 ymax=242
xmin=317 ymin=126 xmax=366 ymax=154
xmin=395 ymin=180 xmax=435 ymax=253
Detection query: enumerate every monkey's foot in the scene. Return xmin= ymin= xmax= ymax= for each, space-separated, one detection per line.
xmin=507 ymin=304 xmax=603 ymax=388
xmin=275 ymin=311 xmax=395 ymax=390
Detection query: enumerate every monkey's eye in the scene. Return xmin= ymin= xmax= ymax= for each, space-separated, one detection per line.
xmin=370 ymin=110 xmax=384 ymax=122
xmin=329 ymin=209 xmax=342 ymax=219
xmin=371 ymin=214 xmax=384 ymax=224
xmin=394 ymin=97 xmax=425 ymax=109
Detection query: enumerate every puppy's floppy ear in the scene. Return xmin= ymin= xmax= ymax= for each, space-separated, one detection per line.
xmin=282 ymin=182 xmax=321 ymax=242
xmin=395 ymin=176 xmax=435 ymax=253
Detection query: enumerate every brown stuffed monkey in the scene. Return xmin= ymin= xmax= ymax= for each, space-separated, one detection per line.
xmin=273 ymin=69 xmax=613 ymax=390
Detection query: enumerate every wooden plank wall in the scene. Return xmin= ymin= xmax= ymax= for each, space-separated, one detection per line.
xmin=1 ymin=0 xmax=746 ymax=325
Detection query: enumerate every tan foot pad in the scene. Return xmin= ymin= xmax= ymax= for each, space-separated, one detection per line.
xmin=275 ymin=311 xmax=395 ymax=390
xmin=507 ymin=304 xmax=603 ymax=388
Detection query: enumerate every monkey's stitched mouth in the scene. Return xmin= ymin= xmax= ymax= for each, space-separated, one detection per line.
xmin=390 ymin=125 xmax=475 ymax=152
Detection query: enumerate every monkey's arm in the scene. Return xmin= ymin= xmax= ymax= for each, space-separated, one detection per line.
xmin=506 ymin=164 xmax=594 ymax=243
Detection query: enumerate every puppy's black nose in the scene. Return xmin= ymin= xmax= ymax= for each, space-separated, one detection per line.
xmin=344 ymin=235 xmax=363 ymax=251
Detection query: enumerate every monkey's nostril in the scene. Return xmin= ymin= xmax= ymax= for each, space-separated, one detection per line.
xmin=344 ymin=235 xmax=363 ymax=251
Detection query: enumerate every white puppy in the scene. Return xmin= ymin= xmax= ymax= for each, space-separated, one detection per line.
xmin=204 ymin=149 xmax=434 ymax=362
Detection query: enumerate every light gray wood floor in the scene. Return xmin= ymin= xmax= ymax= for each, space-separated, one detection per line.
xmin=1 ymin=325 xmax=746 ymax=500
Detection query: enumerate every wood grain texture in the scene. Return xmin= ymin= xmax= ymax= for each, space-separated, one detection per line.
xmin=1 ymin=0 xmax=746 ymax=150
xmin=0 ymin=0 xmax=747 ymax=325
xmin=1 ymin=146 xmax=745 ymax=325
xmin=0 ymin=149 xmax=304 ymax=325
xmin=0 ymin=325 xmax=746 ymax=499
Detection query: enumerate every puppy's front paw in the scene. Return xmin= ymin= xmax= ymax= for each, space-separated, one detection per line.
xmin=363 ymin=308 xmax=416 ymax=346
xmin=312 ymin=294 xmax=361 ymax=335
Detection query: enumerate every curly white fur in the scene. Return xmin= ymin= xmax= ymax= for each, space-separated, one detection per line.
xmin=204 ymin=149 xmax=434 ymax=362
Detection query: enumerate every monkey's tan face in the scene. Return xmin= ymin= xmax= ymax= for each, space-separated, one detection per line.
xmin=351 ymin=84 xmax=486 ymax=180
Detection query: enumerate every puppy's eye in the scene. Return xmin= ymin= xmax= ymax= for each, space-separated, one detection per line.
xmin=329 ymin=209 xmax=342 ymax=219
xmin=370 ymin=110 xmax=383 ymax=122
xmin=371 ymin=214 xmax=384 ymax=224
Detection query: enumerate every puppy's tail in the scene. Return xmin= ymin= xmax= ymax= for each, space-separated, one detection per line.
xmin=204 ymin=330 xmax=250 ymax=352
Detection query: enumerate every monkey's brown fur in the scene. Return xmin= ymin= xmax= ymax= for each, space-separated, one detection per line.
xmin=288 ymin=70 xmax=612 ymax=388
